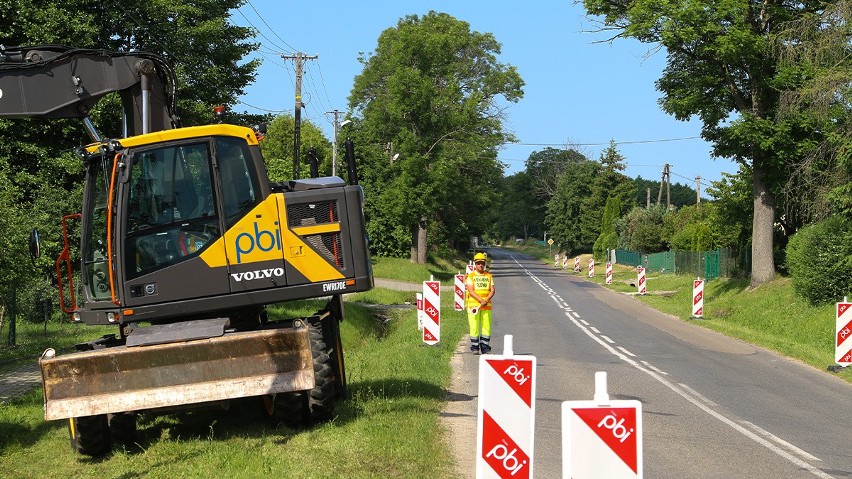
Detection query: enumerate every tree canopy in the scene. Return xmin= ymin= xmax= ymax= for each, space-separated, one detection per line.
xmin=348 ymin=11 xmax=524 ymax=262
xmin=583 ymin=0 xmax=829 ymax=286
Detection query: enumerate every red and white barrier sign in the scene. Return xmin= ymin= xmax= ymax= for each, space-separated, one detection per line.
xmin=574 ymin=256 xmax=580 ymax=272
xmin=422 ymin=281 xmax=440 ymax=345
xmin=477 ymin=336 xmax=536 ymax=479
xmin=555 ymin=254 xmax=560 ymax=267
xmin=605 ymin=262 xmax=613 ymax=285
xmin=836 ymin=299 xmax=852 ymax=366
xmin=467 ymin=262 xmax=475 ymax=275
xmin=588 ymin=258 xmax=595 ymax=278
xmin=416 ymin=292 xmax=423 ymax=331
xmin=562 ymin=256 xmax=568 ymax=270
xmin=454 ymin=274 xmax=466 ymax=311
xmin=637 ymin=267 xmax=646 ymax=295
xmin=692 ymin=279 xmax=704 ymax=318
xmin=562 ymin=372 xmax=642 ymax=479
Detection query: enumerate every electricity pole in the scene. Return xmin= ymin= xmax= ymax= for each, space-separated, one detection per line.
xmin=281 ymin=52 xmax=317 ymax=179
xmin=695 ymin=176 xmax=702 ymax=206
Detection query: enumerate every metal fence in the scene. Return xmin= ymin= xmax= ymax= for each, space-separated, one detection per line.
xmin=614 ymin=247 xmax=749 ymax=280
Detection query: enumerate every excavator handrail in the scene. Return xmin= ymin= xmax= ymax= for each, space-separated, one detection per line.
xmin=106 ymin=153 xmax=121 ymax=306
xmin=55 ymin=213 xmax=82 ymax=315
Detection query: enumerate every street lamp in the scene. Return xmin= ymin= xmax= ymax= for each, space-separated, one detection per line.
xmin=332 ymin=118 xmax=352 ymax=177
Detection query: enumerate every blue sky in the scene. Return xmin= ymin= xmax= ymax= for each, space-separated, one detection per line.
xmin=232 ymin=0 xmax=739 ymax=190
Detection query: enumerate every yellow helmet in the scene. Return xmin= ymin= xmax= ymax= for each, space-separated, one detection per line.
xmin=473 ymin=252 xmax=487 ymax=262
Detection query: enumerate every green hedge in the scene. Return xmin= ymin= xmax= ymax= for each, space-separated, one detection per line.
xmin=786 ymin=216 xmax=852 ymax=305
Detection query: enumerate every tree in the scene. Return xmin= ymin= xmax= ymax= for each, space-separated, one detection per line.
xmin=583 ymin=0 xmax=827 ymax=287
xmin=348 ymin=12 xmax=524 ymax=263
xmin=617 ymin=205 xmax=668 ymax=253
xmin=545 ymin=157 xmax=599 ymax=254
xmin=259 ymin=115 xmax=332 ymax=182
xmin=490 ymin=171 xmax=544 ymax=241
xmin=776 ymin=0 xmax=852 ymax=222
xmin=593 ymin=196 xmax=621 ymax=260
xmin=525 ymin=147 xmax=589 ymax=202
xmin=579 ymin=141 xmax=635 ymax=247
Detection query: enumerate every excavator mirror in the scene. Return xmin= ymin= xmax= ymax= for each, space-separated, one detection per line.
xmin=28 ymin=228 xmax=41 ymax=259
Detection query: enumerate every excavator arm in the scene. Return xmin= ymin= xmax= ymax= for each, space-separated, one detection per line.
xmin=0 ymin=44 xmax=179 ymax=136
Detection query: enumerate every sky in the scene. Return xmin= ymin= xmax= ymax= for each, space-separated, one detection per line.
xmin=231 ymin=0 xmax=740 ymax=191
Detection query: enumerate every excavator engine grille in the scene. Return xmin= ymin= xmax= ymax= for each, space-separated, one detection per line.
xmin=288 ymin=200 xmax=343 ymax=267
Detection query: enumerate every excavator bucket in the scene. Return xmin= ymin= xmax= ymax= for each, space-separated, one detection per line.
xmin=39 ymin=323 xmax=313 ymax=420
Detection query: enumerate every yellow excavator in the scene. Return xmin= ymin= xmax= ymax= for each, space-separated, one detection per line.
xmin=0 ymin=45 xmax=373 ymax=455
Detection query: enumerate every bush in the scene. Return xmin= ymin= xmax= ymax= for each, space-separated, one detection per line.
xmin=786 ymin=216 xmax=852 ymax=305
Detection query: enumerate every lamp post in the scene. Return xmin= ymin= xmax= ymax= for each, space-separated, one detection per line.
xmin=331 ymin=113 xmax=351 ymax=177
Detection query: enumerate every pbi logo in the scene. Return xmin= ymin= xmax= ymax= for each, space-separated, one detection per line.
xmin=598 ymin=413 xmax=634 ymax=443
xmin=235 ymin=222 xmax=282 ymax=263
xmin=503 ymin=363 xmax=530 ymax=386
xmin=485 ymin=442 xmax=528 ymax=477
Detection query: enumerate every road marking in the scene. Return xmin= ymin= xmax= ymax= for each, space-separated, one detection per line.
xmin=640 ymin=360 xmax=668 ymax=376
xmin=740 ymin=420 xmax=822 ymax=462
xmin=509 ymin=257 xmax=835 ymax=479
xmin=678 ymin=383 xmax=718 ymax=407
xmin=600 ymin=335 xmax=615 ymax=344
xmin=590 ymin=326 xmax=601 ymax=334
xmin=617 ymin=346 xmax=636 ymax=357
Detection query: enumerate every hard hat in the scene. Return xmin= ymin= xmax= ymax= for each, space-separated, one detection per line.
xmin=474 ymin=252 xmax=487 ymax=262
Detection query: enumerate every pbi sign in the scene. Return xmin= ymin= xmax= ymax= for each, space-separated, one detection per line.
xmin=562 ymin=399 xmax=643 ymax=478
xmin=477 ymin=345 xmax=536 ymax=479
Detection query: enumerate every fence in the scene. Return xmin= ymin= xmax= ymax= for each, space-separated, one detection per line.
xmin=614 ymin=247 xmax=749 ymax=280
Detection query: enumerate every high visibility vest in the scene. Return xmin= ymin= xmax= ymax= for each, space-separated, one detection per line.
xmin=465 ymin=270 xmax=493 ymax=310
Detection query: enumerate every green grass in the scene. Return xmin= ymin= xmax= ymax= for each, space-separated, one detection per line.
xmin=371 ymin=255 xmax=468 ymax=283
xmin=0 ymin=261 xmax=468 ymax=478
xmin=507 ymin=242 xmax=852 ymax=384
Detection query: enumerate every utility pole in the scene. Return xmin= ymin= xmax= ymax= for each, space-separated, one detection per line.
xmin=656 ymin=163 xmax=671 ymax=208
xmin=695 ymin=176 xmax=701 ymax=206
xmin=329 ymin=109 xmax=342 ymax=177
xmin=646 ymin=187 xmax=651 ymax=209
xmin=281 ymin=52 xmax=318 ymax=179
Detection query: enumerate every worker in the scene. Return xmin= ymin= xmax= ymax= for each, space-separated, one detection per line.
xmin=466 ymin=252 xmax=495 ymax=354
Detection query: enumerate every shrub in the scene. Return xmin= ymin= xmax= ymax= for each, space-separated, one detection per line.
xmin=786 ymin=216 xmax=852 ymax=305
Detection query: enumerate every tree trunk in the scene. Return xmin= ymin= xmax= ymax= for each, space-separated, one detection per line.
xmin=750 ymin=165 xmax=776 ymax=287
xmin=409 ymin=221 xmax=428 ymax=264
xmin=417 ymin=223 xmax=428 ymax=264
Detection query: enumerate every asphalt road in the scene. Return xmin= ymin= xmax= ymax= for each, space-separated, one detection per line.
xmin=445 ymin=248 xmax=851 ymax=479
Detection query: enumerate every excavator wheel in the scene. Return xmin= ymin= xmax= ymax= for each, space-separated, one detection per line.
xmin=307 ymin=316 xmax=338 ymax=422
xmin=322 ymin=297 xmax=347 ymax=399
xmin=263 ymin=391 xmax=308 ymax=428
xmin=108 ymin=412 xmax=137 ymax=450
xmin=69 ymin=415 xmax=111 ymax=457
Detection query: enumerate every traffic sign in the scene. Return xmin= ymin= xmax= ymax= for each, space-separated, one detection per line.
xmin=416 ymin=292 xmax=423 ymax=331
xmin=605 ymin=262 xmax=613 ymax=285
xmin=477 ymin=336 xmax=536 ymax=479
xmin=547 ymin=238 xmax=554 ymax=245
xmin=422 ymin=281 xmax=440 ymax=345
xmin=692 ymin=279 xmax=704 ymax=318
xmin=637 ymin=267 xmax=646 ymax=295
xmin=454 ymin=274 xmax=465 ymax=311
xmin=836 ymin=299 xmax=852 ymax=366
xmin=562 ymin=372 xmax=643 ymax=478
xmin=588 ymin=258 xmax=595 ymax=278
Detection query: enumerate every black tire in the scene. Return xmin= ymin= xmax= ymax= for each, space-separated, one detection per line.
xmin=263 ymin=391 xmax=308 ymax=428
xmin=323 ymin=297 xmax=347 ymax=399
xmin=307 ymin=317 xmax=338 ymax=422
xmin=69 ymin=415 xmax=111 ymax=457
xmin=108 ymin=412 xmax=137 ymax=449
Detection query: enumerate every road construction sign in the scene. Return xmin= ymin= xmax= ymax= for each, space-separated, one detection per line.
xmin=562 ymin=400 xmax=643 ymax=478
xmin=836 ymin=300 xmax=852 ymax=366
xmin=422 ymin=281 xmax=440 ymax=345
xmin=454 ymin=274 xmax=465 ymax=311
xmin=477 ymin=337 xmax=536 ymax=478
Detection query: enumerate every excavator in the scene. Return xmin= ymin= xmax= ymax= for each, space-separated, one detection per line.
xmin=0 ymin=45 xmax=373 ymax=455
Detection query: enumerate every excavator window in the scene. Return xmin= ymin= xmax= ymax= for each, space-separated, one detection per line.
xmin=124 ymin=142 xmax=220 ymax=279
xmin=215 ymin=137 xmax=260 ymax=228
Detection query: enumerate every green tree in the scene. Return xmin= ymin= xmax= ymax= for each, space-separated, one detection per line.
xmin=776 ymin=0 xmax=852 ymax=222
xmin=491 ymin=171 xmax=544 ymax=241
xmin=583 ymin=0 xmax=827 ymax=287
xmin=579 ymin=141 xmax=636 ymax=247
xmin=545 ymin=158 xmax=599 ymax=254
xmin=594 ymin=196 xmax=621 ymax=260
xmin=259 ymin=115 xmax=332 ymax=182
xmin=525 ymin=147 xmax=589 ymax=202
xmin=348 ymin=12 xmax=524 ymax=263
xmin=617 ymin=205 xmax=668 ymax=253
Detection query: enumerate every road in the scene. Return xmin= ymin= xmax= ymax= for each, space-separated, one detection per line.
xmin=446 ymin=248 xmax=851 ymax=478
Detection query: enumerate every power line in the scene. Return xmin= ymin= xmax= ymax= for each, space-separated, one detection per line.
xmin=508 ymin=136 xmax=702 ymax=148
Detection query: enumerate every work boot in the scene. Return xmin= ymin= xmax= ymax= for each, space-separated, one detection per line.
xmin=470 ymin=336 xmax=480 ymax=353
xmin=480 ymin=336 xmax=491 ymax=354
